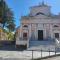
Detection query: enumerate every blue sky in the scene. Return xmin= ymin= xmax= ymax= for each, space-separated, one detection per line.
xmin=5 ymin=0 xmax=60 ymax=27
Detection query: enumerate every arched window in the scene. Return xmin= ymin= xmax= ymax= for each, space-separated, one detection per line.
xmin=54 ymin=25 xmax=59 ymax=27
xmin=36 ymin=12 xmax=45 ymax=15
xmin=23 ymin=25 xmax=28 ymax=27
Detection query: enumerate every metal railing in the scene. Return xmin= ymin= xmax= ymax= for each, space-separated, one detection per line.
xmin=28 ymin=48 xmax=60 ymax=60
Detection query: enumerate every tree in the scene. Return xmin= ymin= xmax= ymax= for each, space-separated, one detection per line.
xmin=0 ymin=0 xmax=15 ymax=40
xmin=7 ymin=32 xmax=14 ymax=40
xmin=0 ymin=0 xmax=8 ymax=27
xmin=0 ymin=0 xmax=15 ymax=31
xmin=6 ymin=8 xmax=15 ymax=32
xmin=6 ymin=22 xmax=15 ymax=32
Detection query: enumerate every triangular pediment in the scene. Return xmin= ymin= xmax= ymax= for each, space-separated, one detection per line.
xmin=34 ymin=14 xmax=51 ymax=18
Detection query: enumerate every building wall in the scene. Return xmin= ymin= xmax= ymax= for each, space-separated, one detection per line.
xmin=20 ymin=18 xmax=60 ymax=40
xmin=16 ymin=4 xmax=60 ymax=47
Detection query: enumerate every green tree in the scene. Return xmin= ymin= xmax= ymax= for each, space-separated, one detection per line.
xmin=0 ymin=0 xmax=8 ymax=27
xmin=0 ymin=0 xmax=15 ymax=40
xmin=7 ymin=32 xmax=14 ymax=40
xmin=0 ymin=0 xmax=15 ymax=31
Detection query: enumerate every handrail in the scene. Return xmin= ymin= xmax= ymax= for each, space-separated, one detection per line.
xmin=55 ymin=38 xmax=60 ymax=48
xmin=55 ymin=38 xmax=60 ymax=44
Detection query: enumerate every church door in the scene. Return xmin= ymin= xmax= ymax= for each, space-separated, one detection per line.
xmin=38 ymin=30 xmax=43 ymax=40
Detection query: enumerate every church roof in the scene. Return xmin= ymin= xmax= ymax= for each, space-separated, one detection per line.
xmin=21 ymin=14 xmax=60 ymax=20
xmin=21 ymin=2 xmax=60 ymax=20
xmin=31 ymin=2 xmax=50 ymax=8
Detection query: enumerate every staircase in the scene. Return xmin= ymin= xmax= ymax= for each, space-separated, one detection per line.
xmin=27 ymin=39 xmax=56 ymax=51
xmin=29 ymin=40 xmax=55 ymax=47
xmin=28 ymin=39 xmax=60 ymax=51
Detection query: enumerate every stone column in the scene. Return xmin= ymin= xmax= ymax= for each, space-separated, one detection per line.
xmin=50 ymin=24 xmax=53 ymax=39
xmin=43 ymin=24 xmax=46 ymax=40
xmin=29 ymin=24 xmax=31 ymax=40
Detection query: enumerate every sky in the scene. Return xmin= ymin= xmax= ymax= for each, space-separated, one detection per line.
xmin=5 ymin=0 xmax=60 ymax=27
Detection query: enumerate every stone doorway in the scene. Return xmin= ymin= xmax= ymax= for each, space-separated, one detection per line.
xmin=38 ymin=30 xmax=43 ymax=40
xmin=23 ymin=33 xmax=27 ymax=39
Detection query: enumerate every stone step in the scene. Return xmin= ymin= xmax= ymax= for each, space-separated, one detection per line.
xmin=29 ymin=40 xmax=55 ymax=47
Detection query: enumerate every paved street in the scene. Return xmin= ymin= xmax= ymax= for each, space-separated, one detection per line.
xmin=0 ymin=57 xmax=30 ymax=60
xmin=0 ymin=50 xmax=60 ymax=60
xmin=0 ymin=44 xmax=60 ymax=60
xmin=42 ymin=56 xmax=60 ymax=60
xmin=0 ymin=44 xmax=31 ymax=60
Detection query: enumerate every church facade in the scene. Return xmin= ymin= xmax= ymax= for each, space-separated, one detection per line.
xmin=16 ymin=3 xmax=60 ymax=49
